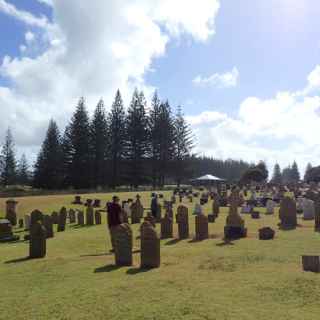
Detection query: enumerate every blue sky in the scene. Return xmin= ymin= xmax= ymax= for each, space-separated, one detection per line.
xmin=1 ymin=0 xmax=320 ymax=173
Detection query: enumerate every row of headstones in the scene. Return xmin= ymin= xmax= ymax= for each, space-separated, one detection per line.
xmin=72 ymin=196 xmax=101 ymax=208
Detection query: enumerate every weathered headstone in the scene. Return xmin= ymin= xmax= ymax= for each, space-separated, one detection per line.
xmin=57 ymin=207 xmax=67 ymax=232
xmin=93 ymin=199 xmax=101 ymax=208
xmin=144 ymin=213 xmax=156 ymax=227
xmin=161 ymin=214 xmax=173 ymax=239
xmin=140 ymin=222 xmax=160 ymax=268
xmin=266 ymin=199 xmax=276 ymax=215
xmin=72 ymin=195 xmax=82 ymax=204
xmin=24 ymin=215 xmax=30 ymax=231
xmin=212 ymin=198 xmax=220 ymax=217
xmin=51 ymin=211 xmax=59 ymax=224
xmin=18 ymin=218 xmax=24 ymax=229
xmin=259 ymin=227 xmax=275 ymax=240
xmin=0 ymin=219 xmax=19 ymax=242
xmin=251 ymin=211 xmax=260 ymax=219
xmin=69 ymin=209 xmax=76 ymax=224
xmin=94 ymin=210 xmax=102 ymax=225
xmin=77 ymin=210 xmax=84 ymax=226
xmin=31 ymin=210 xmax=44 ymax=226
xmin=302 ymin=255 xmax=320 ymax=273
xmin=303 ymin=198 xmax=315 ymax=220
xmin=86 ymin=205 xmax=94 ymax=226
xmin=131 ymin=202 xmax=142 ymax=224
xmin=195 ymin=214 xmax=209 ymax=241
xmin=43 ymin=215 xmax=54 ymax=238
xmin=314 ymin=195 xmax=320 ymax=232
xmin=113 ymin=223 xmax=133 ymax=266
xmin=29 ymin=221 xmax=46 ymax=258
xmin=176 ymin=205 xmax=189 ymax=239
xmin=208 ymin=214 xmax=216 ymax=223
xmin=155 ymin=204 xmax=162 ymax=223
xmin=121 ymin=209 xmax=129 ymax=223
xmin=224 ymin=190 xmax=247 ymax=240
xmin=5 ymin=199 xmax=18 ymax=226
xmin=279 ymin=197 xmax=297 ymax=229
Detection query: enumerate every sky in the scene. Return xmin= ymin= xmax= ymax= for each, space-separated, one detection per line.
xmin=1 ymin=0 xmax=320 ymax=174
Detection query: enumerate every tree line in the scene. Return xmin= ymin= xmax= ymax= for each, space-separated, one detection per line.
xmin=0 ymin=89 xmax=266 ymax=190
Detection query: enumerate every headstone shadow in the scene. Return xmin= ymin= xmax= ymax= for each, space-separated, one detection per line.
xmin=94 ymin=264 xmax=122 ymax=273
xmin=4 ymin=256 xmax=31 ymax=264
xmin=126 ymin=267 xmax=153 ymax=275
xmin=216 ymin=240 xmax=235 ymax=247
xmin=164 ymin=238 xmax=181 ymax=246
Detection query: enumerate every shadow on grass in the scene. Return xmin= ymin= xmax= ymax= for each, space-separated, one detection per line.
xmin=164 ymin=239 xmax=181 ymax=246
xmin=80 ymin=252 xmax=112 ymax=257
xmin=4 ymin=256 xmax=30 ymax=264
xmin=70 ymin=225 xmax=96 ymax=229
xmin=216 ymin=240 xmax=235 ymax=247
xmin=126 ymin=267 xmax=153 ymax=275
xmin=94 ymin=264 xmax=122 ymax=273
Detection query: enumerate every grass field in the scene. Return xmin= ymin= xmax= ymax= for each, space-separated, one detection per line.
xmin=0 ymin=191 xmax=320 ymax=320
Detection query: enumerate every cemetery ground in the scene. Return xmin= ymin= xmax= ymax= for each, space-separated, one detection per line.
xmin=1 ymin=192 xmax=320 ymax=320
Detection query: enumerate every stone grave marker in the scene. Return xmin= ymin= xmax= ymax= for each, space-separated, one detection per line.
xmin=43 ymin=215 xmax=54 ymax=239
xmin=140 ymin=222 xmax=160 ymax=268
xmin=69 ymin=209 xmax=76 ymax=224
xmin=0 ymin=219 xmax=19 ymax=242
xmin=161 ymin=214 xmax=173 ymax=239
xmin=29 ymin=221 xmax=46 ymax=259
xmin=94 ymin=210 xmax=102 ymax=225
xmin=113 ymin=223 xmax=133 ymax=266
xmin=77 ymin=210 xmax=84 ymax=226
xmin=303 ymin=198 xmax=315 ymax=220
xmin=259 ymin=227 xmax=275 ymax=240
xmin=5 ymin=199 xmax=18 ymax=226
xmin=195 ymin=214 xmax=209 ymax=241
xmin=86 ymin=205 xmax=94 ymax=226
xmin=176 ymin=205 xmax=189 ymax=239
xmin=57 ymin=207 xmax=67 ymax=232
xmin=302 ymin=255 xmax=320 ymax=273
xmin=24 ymin=215 xmax=31 ymax=231
xmin=279 ymin=197 xmax=297 ymax=229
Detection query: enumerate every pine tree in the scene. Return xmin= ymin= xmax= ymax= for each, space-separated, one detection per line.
xmin=108 ymin=90 xmax=126 ymax=188
xmin=90 ymin=99 xmax=108 ymax=188
xmin=67 ymin=98 xmax=91 ymax=189
xmin=0 ymin=128 xmax=17 ymax=186
xmin=125 ymin=89 xmax=149 ymax=188
xmin=172 ymin=105 xmax=194 ymax=186
xmin=33 ymin=120 xmax=63 ymax=189
xmin=271 ymin=163 xmax=282 ymax=184
xmin=291 ymin=161 xmax=300 ymax=182
xmin=304 ymin=163 xmax=313 ymax=182
xmin=17 ymin=154 xmax=30 ymax=185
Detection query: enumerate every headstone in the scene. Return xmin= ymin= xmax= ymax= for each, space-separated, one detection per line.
xmin=69 ymin=209 xmax=76 ymax=224
xmin=144 ymin=213 xmax=156 ymax=227
xmin=29 ymin=221 xmax=46 ymax=258
xmin=161 ymin=214 xmax=173 ymax=239
xmin=314 ymin=195 xmax=320 ymax=232
xmin=30 ymin=210 xmax=44 ymax=226
xmin=18 ymin=218 xmax=24 ymax=229
xmin=155 ymin=204 xmax=162 ymax=223
xmin=296 ymin=197 xmax=304 ymax=214
xmin=266 ymin=199 xmax=276 ymax=215
xmin=302 ymin=255 xmax=320 ymax=273
xmin=57 ymin=207 xmax=67 ymax=232
xmin=208 ymin=214 xmax=216 ymax=223
xmin=113 ymin=223 xmax=133 ymax=266
xmin=5 ymin=199 xmax=18 ymax=226
xmin=86 ymin=205 xmax=94 ymax=226
xmin=193 ymin=203 xmax=202 ymax=215
xmin=251 ymin=211 xmax=260 ymax=219
xmin=77 ymin=210 xmax=84 ymax=226
xmin=43 ymin=215 xmax=54 ymax=238
xmin=73 ymin=195 xmax=82 ymax=204
xmin=24 ymin=215 xmax=30 ymax=231
xmin=94 ymin=210 xmax=102 ymax=225
xmin=176 ymin=205 xmax=189 ymax=239
xmin=303 ymin=198 xmax=315 ymax=220
xmin=0 ymin=219 xmax=19 ymax=242
xmin=279 ymin=197 xmax=297 ymax=229
xmin=259 ymin=227 xmax=275 ymax=240
xmin=195 ymin=214 xmax=209 ymax=241
xmin=51 ymin=211 xmax=59 ymax=224
xmin=85 ymin=199 xmax=93 ymax=207
xmin=121 ymin=209 xmax=129 ymax=223
xmin=224 ymin=190 xmax=247 ymax=240
xmin=93 ymin=199 xmax=101 ymax=208
xmin=213 ymin=198 xmax=220 ymax=217
xmin=131 ymin=201 xmax=142 ymax=224
xmin=140 ymin=222 xmax=160 ymax=268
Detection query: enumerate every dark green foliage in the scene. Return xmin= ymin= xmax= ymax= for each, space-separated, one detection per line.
xmin=108 ymin=90 xmax=126 ymax=188
xmin=304 ymin=163 xmax=313 ymax=182
xmin=304 ymin=165 xmax=320 ymax=183
xmin=125 ymin=89 xmax=149 ymax=188
xmin=0 ymin=128 xmax=17 ymax=186
xmin=282 ymin=161 xmax=300 ymax=184
xmin=66 ymin=98 xmax=91 ymax=189
xmin=17 ymin=154 xmax=30 ymax=185
xmin=33 ymin=120 xmax=63 ymax=189
xmin=90 ymin=99 xmax=108 ymax=188
xmin=271 ymin=163 xmax=282 ymax=184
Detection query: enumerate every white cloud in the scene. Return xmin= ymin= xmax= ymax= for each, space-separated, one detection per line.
xmin=188 ymin=66 xmax=320 ymax=174
xmin=193 ymin=67 xmax=239 ymax=88
xmin=0 ymin=0 xmax=48 ymax=28
xmin=0 ymin=0 xmax=220 ymax=161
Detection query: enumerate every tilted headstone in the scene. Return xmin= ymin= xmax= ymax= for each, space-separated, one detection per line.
xmin=29 ymin=221 xmax=46 ymax=259
xmin=43 ymin=215 xmax=54 ymax=239
xmin=176 ymin=205 xmax=189 ymax=239
xmin=161 ymin=214 xmax=173 ymax=239
xmin=279 ymin=197 xmax=297 ymax=229
xmin=195 ymin=214 xmax=209 ymax=241
xmin=94 ymin=210 xmax=102 ymax=225
xmin=303 ymin=198 xmax=315 ymax=220
xmin=113 ymin=223 xmax=133 ymax=266
xmin=77 ymin=210 xmax=84 ymax=226
xmin=86 ymin=205 xmax=94 ymax=226
xmin=5 ymin=199 xmax=18 ymax=226
xmin=57 ymin=207 xmax=67 ymax=232
xmin=140 ymin=222 xmax=160 ymax=268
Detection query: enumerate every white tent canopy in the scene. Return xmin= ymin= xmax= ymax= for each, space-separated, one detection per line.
xmin=192 ymin=174 xmax=225 ymax=182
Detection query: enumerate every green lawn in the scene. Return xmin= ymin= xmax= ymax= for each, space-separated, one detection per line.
xmin=0 ymin=192 xmax=320 ymax=320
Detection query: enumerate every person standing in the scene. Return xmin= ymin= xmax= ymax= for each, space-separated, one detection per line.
xmin=107 ymin=196 xmax=122 ymax=252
